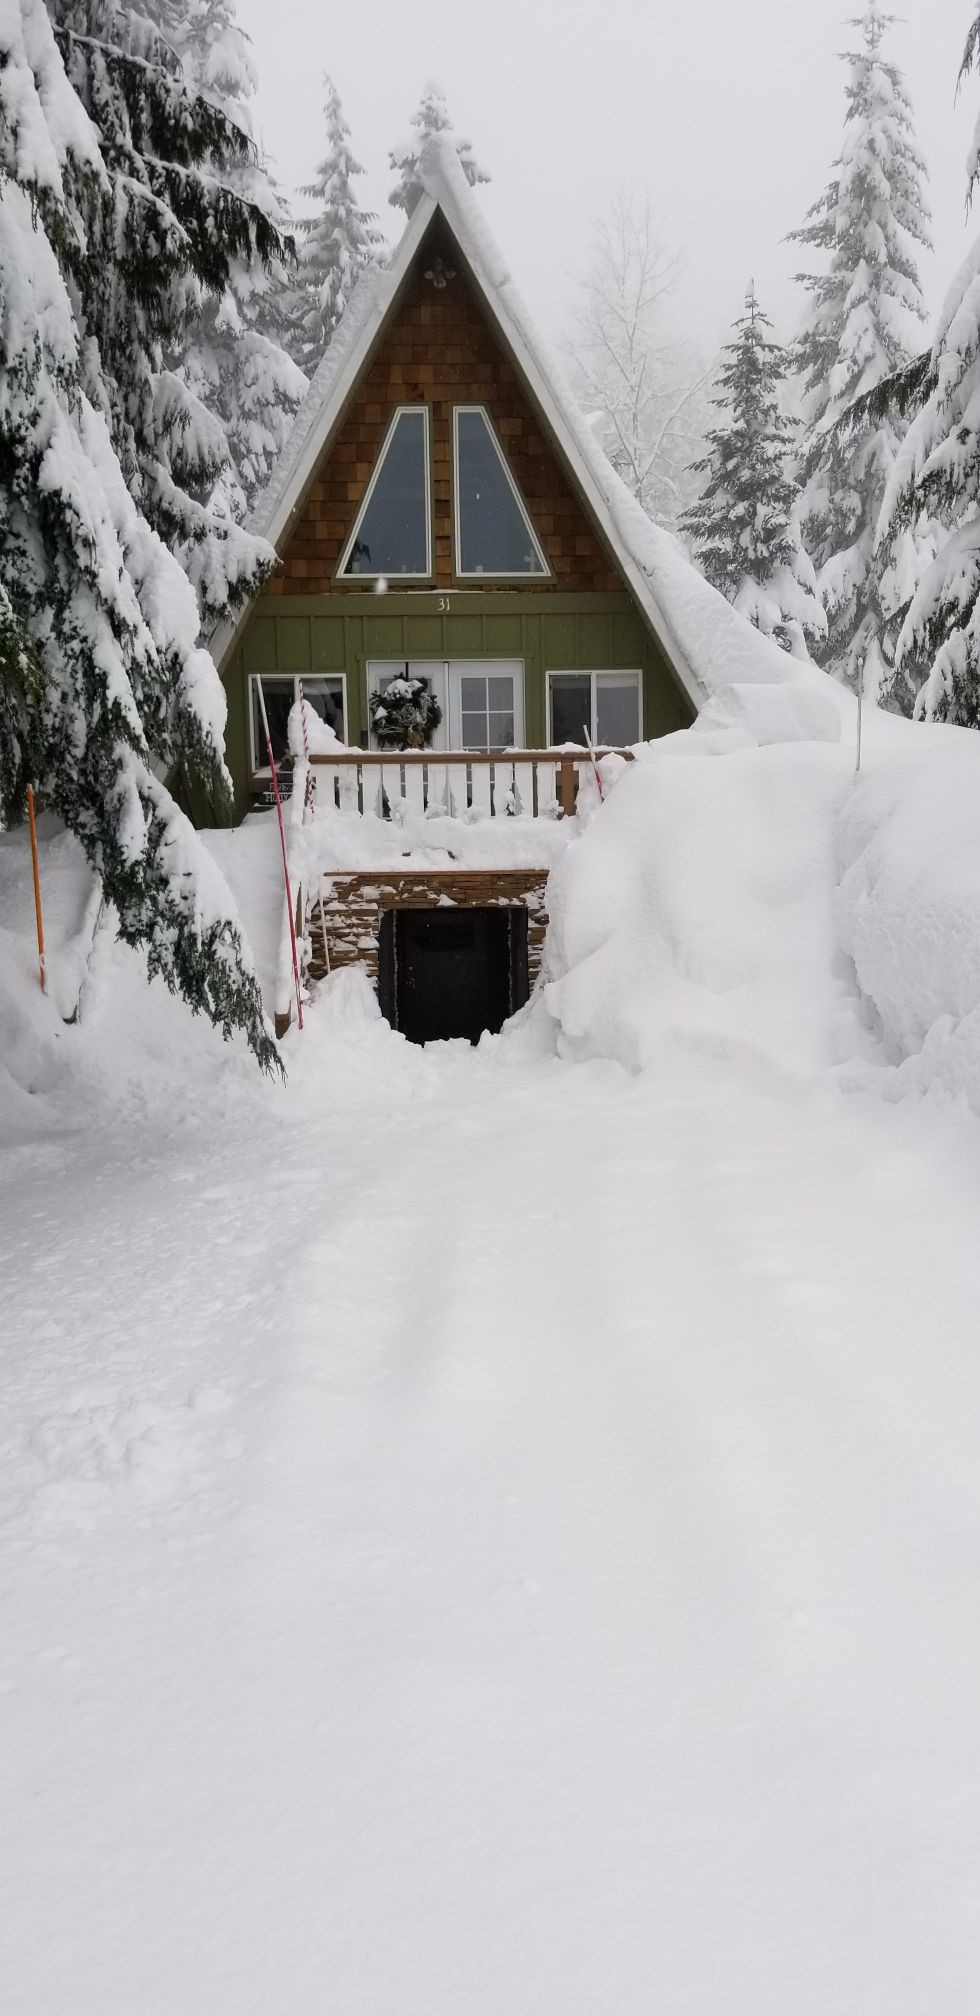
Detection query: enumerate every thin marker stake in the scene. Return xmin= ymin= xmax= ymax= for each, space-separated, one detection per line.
xmin=583 ymin=723 xmax=605 ymax=801
xmin=26 ymin=784 xmax=46 ymax=994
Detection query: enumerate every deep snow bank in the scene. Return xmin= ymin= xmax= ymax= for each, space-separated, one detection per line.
xmin=838 ymin=738 xmax=980 ymax=1108
xmin=542 ymin=734 xmax=854 ymax=1077
xmin=543 ymin=706 xmax=980 ymax=1113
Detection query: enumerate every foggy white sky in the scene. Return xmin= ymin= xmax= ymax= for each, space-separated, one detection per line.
xmin=236 ymin=0 xmax=976 ymax=355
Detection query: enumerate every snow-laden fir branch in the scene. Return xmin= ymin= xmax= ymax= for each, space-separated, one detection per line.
xmin=790 ymin=0 xmax=934 ymax=711
xmin=0 ymin=0 xmax=278 ymax=1069
xmin=682 ymin=285 xmax=825 ymax=656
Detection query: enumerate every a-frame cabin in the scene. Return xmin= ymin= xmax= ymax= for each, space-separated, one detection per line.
xmin=209 ymin=140 xmax=702 ymax=819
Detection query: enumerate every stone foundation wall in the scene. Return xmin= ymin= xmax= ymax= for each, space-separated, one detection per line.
xmin=306 ymin=869 xmax=550 ymax=991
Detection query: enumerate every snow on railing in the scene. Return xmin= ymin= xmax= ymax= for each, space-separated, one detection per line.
xmin=308 ymin=748 xmax=631 ymax=820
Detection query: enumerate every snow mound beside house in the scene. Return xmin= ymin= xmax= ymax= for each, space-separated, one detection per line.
xmin=543 ymin=701 xmax=980 ymax=1116
xmin=543 ymin=737 xmax=854 ymax=1078
xmin=838 ymin=740 xmax=980 ymax=1109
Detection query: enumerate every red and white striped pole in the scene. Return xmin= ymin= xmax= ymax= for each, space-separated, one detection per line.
xmin=256 ymin=681 xmax=303 ymax=1032
xmin=297 ymin=677 xmax=316 ymax=821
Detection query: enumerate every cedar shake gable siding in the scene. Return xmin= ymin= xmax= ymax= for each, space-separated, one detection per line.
xmin=267 ymin=228 xmax=620 ymax=597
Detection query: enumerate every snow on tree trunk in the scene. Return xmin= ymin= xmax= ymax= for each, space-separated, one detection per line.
xmin=790 ymin=0 xmax=932 ymax=706
xmin=290 ymin=77 xmax=386 ymax=378
xmin=0 ymin=0 xmax=277 ymax=1072
xmin=389 ymin=81 xmax=488 ymax=218
xmin=681 ymin=285 xmax=825 ymax=653
xmin=878 ymin=8 xmax=980 ymax=728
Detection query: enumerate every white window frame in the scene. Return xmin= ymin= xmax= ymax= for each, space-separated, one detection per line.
xmin=248 ymin=673 xmax=348 ymax=778
xmin=452 ymin=405 xmax=551 ymax=581
xmin=546 ymin=669 xmax=643 ymax=748
xmin=337 ymin=405 xmax=432 ymax=582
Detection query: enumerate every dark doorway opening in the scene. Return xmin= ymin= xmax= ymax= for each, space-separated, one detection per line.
xmin=379 ymin=906 xmax=529 ymax=1045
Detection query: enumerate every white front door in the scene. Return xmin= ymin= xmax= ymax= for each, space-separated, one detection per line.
xmin=448 ymin=661 xmax=524 ymax=751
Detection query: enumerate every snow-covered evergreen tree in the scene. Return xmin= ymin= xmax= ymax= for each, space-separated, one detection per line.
xmin=389 ymin=82 xmax=488 ymax=216
xmin=291 ymin=78 xmax=386 ymax=377
xmin=48 ymin=0 xmax=289 ymax=613
xmin=681 ymin=286 xmax=824 ymax=653
xmin=0 ymin=0 xmax=276 ymax=1070
xmin=136 ymin=0 xmax=308 ymax=522
xmin=790 ymin=0 xmax=932 ymax=700
xmin=877 ymin=7 xmax=980 ymax=726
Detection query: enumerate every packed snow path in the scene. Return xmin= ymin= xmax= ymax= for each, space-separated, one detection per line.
xmin=3 ymin=1013 xmax=980 ymax=2011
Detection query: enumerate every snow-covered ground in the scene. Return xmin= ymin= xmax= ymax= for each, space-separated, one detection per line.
xmin=5 ymin=714 xmax=980 ymax=2010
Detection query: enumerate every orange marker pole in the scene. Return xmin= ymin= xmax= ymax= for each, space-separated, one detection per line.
xmin=26 ymin=784 xmax=46 ymax=994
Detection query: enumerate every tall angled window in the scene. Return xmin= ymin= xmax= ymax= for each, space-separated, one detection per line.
xmin=453 ymin=407 xmax=550 ymax=578
xmin=338 ymin=407 xmax=431 ymax=579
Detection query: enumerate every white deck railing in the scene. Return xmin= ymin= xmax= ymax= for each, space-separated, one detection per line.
xmin=309 ymin=747 xmax=629 ymax=819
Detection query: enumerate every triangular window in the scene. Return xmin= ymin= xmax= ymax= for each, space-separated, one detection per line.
xmin=453 ymin=408 xmax=550 ymax=578
xmin=339 ymin=407 xmax=431 ymax=579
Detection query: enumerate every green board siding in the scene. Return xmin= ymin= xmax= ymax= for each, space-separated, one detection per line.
xmin=220 ymin=590 xmax=694 ymax=820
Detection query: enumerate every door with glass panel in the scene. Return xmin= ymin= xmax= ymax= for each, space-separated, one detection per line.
xmin=449 ymin=661 xmax=524 ymax=750
xmin=548 ymin=670 xmax=641 ymax=748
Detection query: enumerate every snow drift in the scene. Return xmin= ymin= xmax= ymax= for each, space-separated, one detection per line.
xmin=838 ymin=737 xmax=980 ymax=1108
xmin=542 ymin=733 xmax=853 ymax=1078
xmin=541 ymin=703 xmax=980 ymax=1118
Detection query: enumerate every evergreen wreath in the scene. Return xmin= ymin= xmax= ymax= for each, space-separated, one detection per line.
xmin=369 ymin=674 xmax=443 ymax=750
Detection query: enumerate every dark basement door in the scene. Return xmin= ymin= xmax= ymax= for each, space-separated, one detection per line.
xmin=379 ymin=907 xmax=530 ymax=1045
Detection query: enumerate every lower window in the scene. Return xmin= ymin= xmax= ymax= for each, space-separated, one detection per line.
xmin=548 ymin=671 xmax=640 ymax=748
xmin=249 ymin=674 xmax=346 ymax=776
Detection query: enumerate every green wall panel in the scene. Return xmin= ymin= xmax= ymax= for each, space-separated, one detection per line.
xmin=364 ymin=615 xmax=404 ymax=657
xmin=486 ymin=612 xmax=523 ymax=654
xmin=446 ymin=614 xmax=483 ymax=654
xmin=579 ymin=611 xmax=612 ymax=666
xmin=405 ymin=613 xmax=445 ymax=655
xmin=311 ymin=616 xmax=346 ymax=669
xmin=242 ymin=614 xmax=276 ymax=671
xmin=277 ymin=616 xmax=311 ymax=671
xmin=218 ymin=589 xmax=696 ymax=819
xmin=543 ymin=613 xmax=576 ymax=667
xmin=613 ymin=608 xmax=645 ymax=664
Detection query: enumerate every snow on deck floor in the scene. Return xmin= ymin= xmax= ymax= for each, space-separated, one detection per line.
xmin=3 ymin=962 xmax=980 ymax=2012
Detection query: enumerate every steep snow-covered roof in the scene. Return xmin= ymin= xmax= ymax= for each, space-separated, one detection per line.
xmin=215 ymin=137 xmax=843 ymax=742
